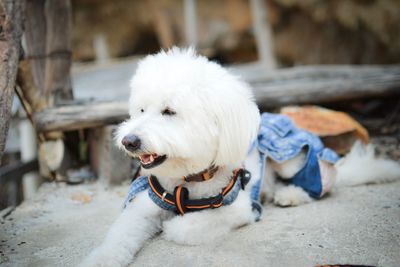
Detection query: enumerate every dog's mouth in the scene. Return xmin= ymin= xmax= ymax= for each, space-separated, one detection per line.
xmin=138 ymin=153 xmax=167 ymax=169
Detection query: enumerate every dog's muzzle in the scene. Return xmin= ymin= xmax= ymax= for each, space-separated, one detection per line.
xmin=122 ymin=134 xmax=141 ymax=152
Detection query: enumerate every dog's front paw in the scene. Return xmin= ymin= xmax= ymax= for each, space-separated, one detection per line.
xmin=273 ymin=185 xmax=312 ymax=207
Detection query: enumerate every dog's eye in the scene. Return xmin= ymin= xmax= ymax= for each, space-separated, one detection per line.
xmin=140 ymin=108 xmax=144 ymax=113
xmin=161 ymin=107 xmax=176 ymax=116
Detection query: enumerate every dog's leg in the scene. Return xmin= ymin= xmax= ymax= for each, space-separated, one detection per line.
xmin=270 ymin=151 xmax=313 ymax=207
xmin=261 ymin=159 xmax=277 ymax=202
xmin=273 ymin=184 xmax=312 ymax=207
xmin=80 ymin=192 xmax=163 ymax=267
xmin=162 ymin=191 xmax=255 ymax=245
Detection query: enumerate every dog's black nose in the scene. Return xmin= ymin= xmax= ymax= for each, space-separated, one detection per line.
xmin=121 ymin=134 xmax=141 ymax=152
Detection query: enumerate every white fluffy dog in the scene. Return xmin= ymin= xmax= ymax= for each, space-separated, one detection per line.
xmin=82 ymin=48 xmax=400 ymax=267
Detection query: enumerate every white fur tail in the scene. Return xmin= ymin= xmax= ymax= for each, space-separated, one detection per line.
xmin=335 ymin=141 xmax=400 ymax=187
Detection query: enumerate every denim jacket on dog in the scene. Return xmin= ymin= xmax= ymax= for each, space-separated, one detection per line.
xmin=253 ymin=112 xmax=340 ymax=199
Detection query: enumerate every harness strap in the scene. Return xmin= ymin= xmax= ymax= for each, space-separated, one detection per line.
xmin=148 ymin=169 xmax=245 ymax=215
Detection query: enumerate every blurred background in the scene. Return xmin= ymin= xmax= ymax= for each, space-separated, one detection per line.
xmin=1 ymin=0 xmax=400 ymax=210
xmin=70 ymin=0 xmax=400 ymax=65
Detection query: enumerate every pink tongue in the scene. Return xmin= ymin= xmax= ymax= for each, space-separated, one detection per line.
xmin=141 ymin=154 xmax=152 ymax=164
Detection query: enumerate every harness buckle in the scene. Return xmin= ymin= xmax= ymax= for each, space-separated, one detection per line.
xmin=239 ymin=169 xmax=251 ymax=190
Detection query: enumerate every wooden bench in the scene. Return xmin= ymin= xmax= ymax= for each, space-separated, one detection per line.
xmin=34 ymin=65 xmax=400 ymax=133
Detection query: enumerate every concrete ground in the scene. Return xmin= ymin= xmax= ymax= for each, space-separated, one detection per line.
xmin=1 ymin=180 xmax=399 ymax=267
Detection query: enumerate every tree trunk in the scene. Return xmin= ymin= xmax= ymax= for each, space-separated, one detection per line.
xmin=0 ymin=0 xmax=24 ymax=164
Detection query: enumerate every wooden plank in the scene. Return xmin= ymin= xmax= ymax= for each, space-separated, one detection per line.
xmin=34 ymin=101 xmax=129 ymax=132
xmin=0 ymin=207 xmax=15 ymax=220
xmin=250 ymin=65 xmax=400 ymax=107
xmin=0 ymin=1 xmax=24 ymax=164
xmin=0 ymin=159 xmax=39 ymax=184
xmin=34 ymin=65 xmax=400 ymax=132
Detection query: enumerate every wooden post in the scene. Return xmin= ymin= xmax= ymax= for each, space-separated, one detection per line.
xmin=250 ymin=0 xmax=277 ymax=69
xmin=148 ymin=0 xmax=175 ymax=49
xmin=18 ymin=0 xmax=47 ymax=114
xmin=24 ymin=0 xmax=46 ymax=96
xmin=44 ymin=0 xmax=73 ymax=105
xmin=20 ymin=0 xmax=75 ymax=181
xmin=184 ymin=0 xmax=197 ymax=47
xmin=0 ymin=1 xmax=24 ymax=164
xmin=21 ymin=0 xmax=74 ymax=114
xmin=89 ymin=126 xmax=132 ymax=185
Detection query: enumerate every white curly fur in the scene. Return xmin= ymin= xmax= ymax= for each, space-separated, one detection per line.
xmin=335 ymin=141 xmax=400 ymax=187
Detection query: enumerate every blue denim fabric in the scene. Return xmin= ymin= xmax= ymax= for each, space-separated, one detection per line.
xmin=123 ymin=176 xmax=150 ymax=208
xmin=258 ymin=113 xmax=339 ymax=163
xmin=249 ymin=143 xmax=265 ymax=203
xmin=148 ymin=189 xmax=176 ymax=211
xmin=255 ymin=112 xmax=340 ymax=199
xmin=222 ymin=179 xmax=241 ymax=205
xmin=291 ymin=145 xmax=322 ymax=198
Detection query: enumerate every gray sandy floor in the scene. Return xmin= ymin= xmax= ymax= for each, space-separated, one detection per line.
xmin=1 ymin=181 xmax=400 ymax=267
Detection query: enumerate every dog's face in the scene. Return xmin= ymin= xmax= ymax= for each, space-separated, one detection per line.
xmin=116 ymin=48 xmax=260 ymax=178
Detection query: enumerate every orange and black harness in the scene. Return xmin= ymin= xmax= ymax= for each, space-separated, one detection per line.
xmin=124 ymin=168 xmax=252 ymax=216
xmin=148 ymin=168 xmax=248 ymax=215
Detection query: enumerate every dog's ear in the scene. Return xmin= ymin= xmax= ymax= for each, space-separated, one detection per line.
xmin=212 ymin=82 xmax=260 ymax=166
